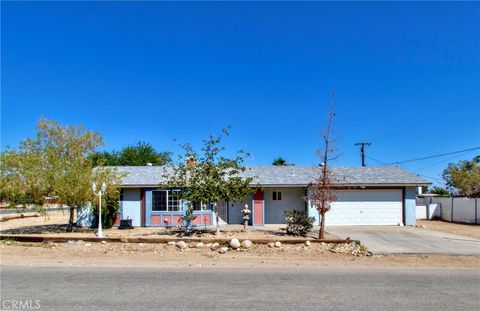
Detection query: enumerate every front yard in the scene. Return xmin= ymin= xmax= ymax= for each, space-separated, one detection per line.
xmin=0 ymin=210 xmax=334 ymax=241
xmin=416 ymin=220 xmax=480 ymax=239
xmin=1 ymin=239 xmax=479 ymax=268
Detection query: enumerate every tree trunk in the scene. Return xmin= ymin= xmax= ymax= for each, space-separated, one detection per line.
xmin=319 ymin=211 xmax=326 ymax=239
xmin=66 ymin=206 xmax=75 ymax=232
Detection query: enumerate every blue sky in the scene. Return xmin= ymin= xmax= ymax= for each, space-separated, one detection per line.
xmin=1 ymin=1 xmax=479 ymax=186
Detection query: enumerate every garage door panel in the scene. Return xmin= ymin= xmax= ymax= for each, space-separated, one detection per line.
xmin=326 ymin=189 xmax=402 ymax=226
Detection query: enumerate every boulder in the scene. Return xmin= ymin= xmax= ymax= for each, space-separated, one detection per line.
xmin=274 ymin=241 xmax=282 ymax=248
xmin=175 ymin=241 xmax=187 ymax=249
xmin=167 ymin=241 xmax=176 ymax=246
xmin=188 ymin=242 xmax=197 ymax=248
xmin=206 ymin=243 xmax=213 ymax=248
xmin=241 ymin=240 xmax=253 ymax=249
xmin=229 ymin=238 xmax=241 ymax=249
xmin=304 ymin=240 xmax=311 ymax=247
xmin=210 ymin=242 xmax=220 ymax=251
xmin=218 ymin=247 xmax=229 ymax=254
xmin=196 ymin=242 xmax=204 ymax=248
xmin=268 ymin=242 xmax=275 ymax=248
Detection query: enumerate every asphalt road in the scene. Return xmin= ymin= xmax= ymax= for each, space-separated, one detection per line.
xmin=1 ymin=266 xmax=479 ymax=310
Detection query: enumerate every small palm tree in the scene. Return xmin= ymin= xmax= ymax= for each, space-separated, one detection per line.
xmin=272 ymin=157 xmax=287 ymax=166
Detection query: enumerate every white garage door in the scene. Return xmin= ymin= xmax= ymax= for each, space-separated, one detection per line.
xmin=326 ymin=189 xmax=403 ymax=225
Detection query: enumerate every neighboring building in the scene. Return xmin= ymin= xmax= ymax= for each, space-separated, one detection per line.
xmin=105 ymin=165 xmax=430 ymax=227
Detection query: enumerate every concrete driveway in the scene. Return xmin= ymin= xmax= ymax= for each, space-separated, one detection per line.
xmin=327 ymin=226 xmax=480 ymax=255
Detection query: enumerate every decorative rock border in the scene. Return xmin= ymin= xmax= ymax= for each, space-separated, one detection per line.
xmin=0 ymin=234 xmax=361 ymax=245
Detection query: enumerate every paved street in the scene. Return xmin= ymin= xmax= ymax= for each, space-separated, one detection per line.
xmin=1 ymin=266 xmax=479 ymax=310
xmin=328 ymin=226 xmax=480 ymax=254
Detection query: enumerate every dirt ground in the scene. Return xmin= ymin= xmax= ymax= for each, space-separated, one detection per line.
xmin=416 ymin=220 xmax=480 ymax=239
xmin=0 ymin=210 xmax=334 ymax=240
xmin=1 ymin=211 xmax=479 ymax=269
xmin=1 ymin=240 xmax=479 ymax=269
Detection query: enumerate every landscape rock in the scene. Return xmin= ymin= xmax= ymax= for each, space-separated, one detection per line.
xmin=67 ymin=240 xmax=84 ymax=246
xmin=241 ymin=240 xmax=253 ymax=249
xmin=196 ymin=242 xmax=204 ymax=248
xmin=206 ymin=243 xmax=213 ymax=248
xmin=218 ymin=247 xmax=229 ymax=254
xmin=304 ymin=241 xmax=311 ymax=247
xmin=229 ymin=238 xmax=241 ymax=249
xmin=274 ymin=241 xmax=282 ymax=248
xmin=188 ymin=242 xmax=197 ymax=248
xmin=167 ymin=241 xmax=176 ymax=246
xmin=101 ymin=241 xmax=106 ymax=244
xmin=210 ymin=242 xmax=220 ymax=251
xmin=175 ymin=241 xmax=187 ymax=249
xmin=268 ymin=242 xmax=275 ymax=248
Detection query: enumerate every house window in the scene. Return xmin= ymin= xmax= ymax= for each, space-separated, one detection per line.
xmin=152 ymin=190 xmax=181 ymax=211
xmin=168 ymin=190 xmax=181 ymax=211
xmin=192 ymin=202 xmax=208 ymax=211
xmin=273 ymin=191 xmax=282 ymax=201
xmin=152 ymin=191 xmax=167 ymax=211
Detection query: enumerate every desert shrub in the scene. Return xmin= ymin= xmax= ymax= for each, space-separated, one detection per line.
xmin=284 ymin=210 xmax=315 ymax=237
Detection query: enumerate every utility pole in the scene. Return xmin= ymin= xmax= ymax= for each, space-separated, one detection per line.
xmin=354 ymin=142 xmax=371 ymax=167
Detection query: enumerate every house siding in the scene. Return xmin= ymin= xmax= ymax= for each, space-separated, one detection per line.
xmin=121 ymin=188 xmax=142 ymax=227
xmin=404 ymin=186 xmax=417 ymax=226
xmin=264 ymin=187 xmax=306 ymax=224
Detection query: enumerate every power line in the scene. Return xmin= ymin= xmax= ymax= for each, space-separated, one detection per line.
xmin=415 ymin=150 xmax=476 ymax=172
xmin=373 ymin=97 xmax=479 ymax=142
xmin=388 ymin=147 xmax=480 ymax=165
xmin=365 ymin=155 xmax=389 ymax=166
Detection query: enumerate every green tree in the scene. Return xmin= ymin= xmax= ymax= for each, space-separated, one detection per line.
xmin=427 ymin=186 xmax=450 ymax=196
xmin=118 ymin=141 xmax=171 ymax=166
xmin=0 ymin=119 xmax=124 ymax=232
xmin=272 ymin=157 xmax=287 ymax=166
xmin=89 ymin=150 xmax=120 ymax=166
xmin=163 ymin=128 xmax=254 ymax=234
xmin=0 ymin=149 xmax=47 ymax=210
xmin=442 ymin=156 xmax=480 ymax=197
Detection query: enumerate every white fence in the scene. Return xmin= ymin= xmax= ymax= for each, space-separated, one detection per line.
xmin=416 ymin=196 xmax=480 ymax=224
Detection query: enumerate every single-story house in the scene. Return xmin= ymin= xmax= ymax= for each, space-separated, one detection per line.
xmin=107 ymin=165 xmax=430 ymax=227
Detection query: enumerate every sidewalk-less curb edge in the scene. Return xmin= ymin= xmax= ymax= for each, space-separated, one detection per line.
xmin=0 ymin=234 xmax=361 ymax=245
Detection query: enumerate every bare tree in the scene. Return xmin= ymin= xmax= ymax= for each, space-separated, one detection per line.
xmin=311 ymin=93 xmax=338 ymax=239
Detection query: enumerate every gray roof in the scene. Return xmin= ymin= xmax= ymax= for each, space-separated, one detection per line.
xmin=108 ymin=165 xmax=431 ymax=187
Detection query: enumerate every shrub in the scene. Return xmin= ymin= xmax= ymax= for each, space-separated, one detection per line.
xmin=92 ymin=195 xmax=119 ymax=229
xmin=284 ymin=210 xmax=315 ymax=237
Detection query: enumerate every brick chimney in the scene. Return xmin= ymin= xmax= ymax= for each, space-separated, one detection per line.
xmin=186 ymin=157 xmax=197 ymax=167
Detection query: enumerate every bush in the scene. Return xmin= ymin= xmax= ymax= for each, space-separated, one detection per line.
xmin=284 ymin=210 xmax=315 ymax=237
xmin=92 ymin=195 xmax=119 ymax=229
